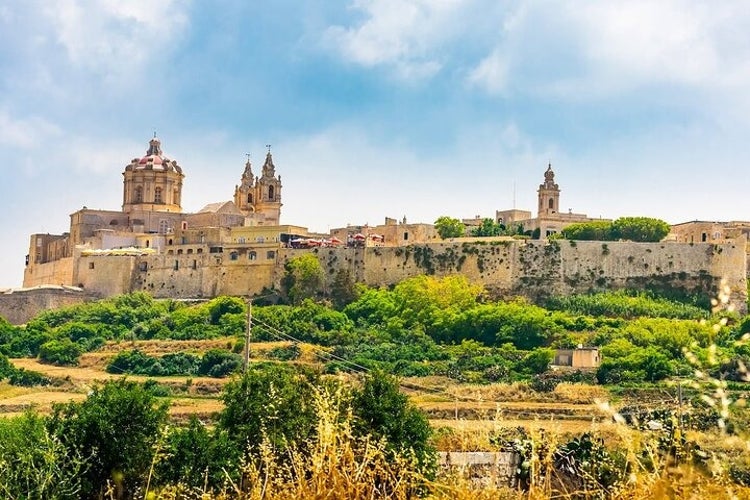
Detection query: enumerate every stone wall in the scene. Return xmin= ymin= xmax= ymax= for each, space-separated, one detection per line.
xmin=0 ymin=287 xmax=98 ymax=325
xmin=294 ymin=239 xmax=747 ymax=313
xmin=23 ymin=257 xmax=75 ymax=288
xmin=15 ymin=238 xmax=749 ymax=317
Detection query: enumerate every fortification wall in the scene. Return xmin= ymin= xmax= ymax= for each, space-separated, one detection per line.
xmin=131 ymin=253 xmax=277 ymax=298
xmin=22 ymin=257 xmax=74 ymax=288
xmin=0 ymin=287 xmax=98 ymax=325
xmin=280 ymin=239 xmax=746 ymax=312
xmin=14 ymin=239 xmax=747 ymax=316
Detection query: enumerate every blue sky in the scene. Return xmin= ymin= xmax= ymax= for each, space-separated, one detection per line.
xmin=2 ymin=0 xmax=750 ymax=287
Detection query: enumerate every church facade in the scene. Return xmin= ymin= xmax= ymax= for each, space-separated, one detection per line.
xmin=24 ymin=137 xmax=288 ymax=289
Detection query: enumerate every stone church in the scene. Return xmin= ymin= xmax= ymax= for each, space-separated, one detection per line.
xmin=24 ymin=137 xmax=289 ymax=289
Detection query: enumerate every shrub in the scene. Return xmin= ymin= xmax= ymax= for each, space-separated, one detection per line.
xmin=38 ymin=339 xmax=84 ymax=366
xmin=199 ymin=349 xmax=242 ymax=377
xmin=218 ymin=363 xmax=319 ymax=452
xmin=48 ymin=379 xmax=169 ymax=499
xmin=351 ymin=371 xmax=435 ymax=475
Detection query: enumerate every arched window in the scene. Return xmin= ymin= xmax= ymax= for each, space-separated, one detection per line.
xmin=135 ymin=186 xmax=143 ymax=203
xmin=154 ymin=187 xmax=163 ymax=204
xmin=249 ymin=251 xmax=257 ymax=261
xmin=230 ymin=251 xmax=239 ymax=261
xmin=548 ymin=198 xmax=554 ymax=209
xmin=247 ymin=193 xmax=253 ymax=203
xmin=268 ymin=185 xmax=274 ymax=200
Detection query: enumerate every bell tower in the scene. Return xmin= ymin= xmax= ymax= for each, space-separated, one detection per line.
xmin=537 ymin=163 xmax=560 ymax=218
xmin=233 ymin=146 xmax=282 ymax=225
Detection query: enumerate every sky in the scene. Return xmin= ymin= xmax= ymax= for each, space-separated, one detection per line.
xmin=2 ymin=0 xmax=750 ymax=287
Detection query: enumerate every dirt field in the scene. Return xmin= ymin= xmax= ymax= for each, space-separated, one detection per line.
xmin=3 ymin=343 xmax=615 ymax=435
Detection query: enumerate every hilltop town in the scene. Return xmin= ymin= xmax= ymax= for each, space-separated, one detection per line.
xmin=14 ymin=136 xmax=749 ymax=321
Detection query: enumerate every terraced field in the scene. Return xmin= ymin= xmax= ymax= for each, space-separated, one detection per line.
xmin=2 ymin=338 xmax=616 ymax=438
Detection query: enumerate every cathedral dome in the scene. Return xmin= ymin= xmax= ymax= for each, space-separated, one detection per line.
xmin=127 ymin=137 xmax=183 ymax=173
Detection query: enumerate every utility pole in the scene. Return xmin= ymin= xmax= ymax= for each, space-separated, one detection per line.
xmin=243 ymin=298 xmax=252 ymax=372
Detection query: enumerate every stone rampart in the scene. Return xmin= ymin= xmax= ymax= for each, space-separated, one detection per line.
xmin=0 ymin=287 xmax=99 ymax=325
xmin=11 ymin=239 xmax=747 ymax=317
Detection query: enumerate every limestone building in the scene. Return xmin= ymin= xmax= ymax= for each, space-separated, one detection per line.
xmin=495 ymin=164 xmax=608 ymax=238
xmin=24 ymin=137 xmax=291 ymax=289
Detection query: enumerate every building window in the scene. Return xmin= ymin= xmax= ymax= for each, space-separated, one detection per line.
xmin=177 ymin=249 xmax=183 ymax=255
xmin=256 ymin=236 xmax=265 ymax=243
xmin=209 ymin=247 xmax=223 ymax=253
xmin=701 ymin=233 xmax=707 ymax=242
xmin=168 ymin=239 xmax=173 ymax=245
xmin=89 ymin=262 xmax=95 ymax=269
xmin=135 ymin=186 xmax=143 ymax=203
xmin=192 ymin=260 xmax=197 ymax=270
xmin=181 ymin=221 xmax=188 ymax=230
xmin=230 ymin=251 xmax=239 ymax=261
xmin=403 ymin=232 xmax=409 ymax=241
xmin=548 ymin=198 xmax=554 ymax=209
xmin=145 ymin=240 xmax=150 ymax=248
xmin=197 ymin=248 xmax=203 ymax=254
xmin=168 ymin=250 xmax=174 ymax=255
xmin=154 ymin=187 xmax=163 ymax=204
xmin=249 ymin=251 xmax=257 ymax=260
xmin=247 ymin=193 xmax=253 ymax=203
xmin=174 ymin=260 xmax=179 ymax=270
xmin=159 ymin=219 xmax=168 ymax=234
xmin=266 ymin=250 xmax=275 ymax=259
xmin=187 ymin=248 xmax=193 ymax=254
xmin=268 ymin=185 xmax=274 ymax=200
xmin=713 ymin=232 xmax=721 ymax=240
xmin=238 ymin=237 xmax=246 ymax=243
xmin=139 ymin=262 xmax=148 ymax=272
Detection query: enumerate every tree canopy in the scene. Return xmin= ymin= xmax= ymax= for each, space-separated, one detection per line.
xmin=434 ymin=216 xmax=465 ymax=239
xmin=561 ymin=217 xmax=670 ymax=242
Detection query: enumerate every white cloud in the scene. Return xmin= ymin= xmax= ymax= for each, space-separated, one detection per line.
xmin=42 ymin=0 xmax=189 ymax=77
xmin=467 ymin=1 xmax=750 ymax=99
xmin=324 ymin=0 xmax=472 ymax=80
xmin=0 ymin=110 xmax=61 ymax=150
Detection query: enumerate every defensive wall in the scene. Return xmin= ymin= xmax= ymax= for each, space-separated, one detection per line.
xmin=3 ymin=239 xmax=746 ymax=323
xmin=0 ymin=286 xmax=99 ymax=325
xmin=293 ymin=239 xmax=747 ymax=312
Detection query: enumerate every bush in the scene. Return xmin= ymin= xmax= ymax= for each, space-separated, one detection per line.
xmin=48 ymin=379 xmax=169 ymax=499
xmin=155 ymin=416 xmax=241 ymax=490
xmin=0 ymin=411 xmax=86 ymax=498
xmin=38 ymin=339 xmax=84 ymax=366
xmin=199 ymin=349 xmax=242 ymax=377
xmin=218 ymin=363 xmax=319 ymax=452
xmin=351 ymin=371 xmax=435 ymax=475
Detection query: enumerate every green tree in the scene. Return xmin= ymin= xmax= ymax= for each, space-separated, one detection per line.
xmin=155 ymin=416 xmax=240 ymax=491
xmin=282 ymin=253 xmax=325 ymax=304
xmin=517 ymin=348 xmax=555 ymax=375
xmin=470 ymin=218 xmax=504 ymax=237
xmin=48 ymin=379 xmax=169 ymax=499
xmin=218 ymin=364 xmax=318 ymax=452
xmin=38 ymin=339 xmax=84 ymax=366
xmin=0 ymin=411 xmax=86 ymax=499
xmin=351 ymin=371 xmax=435 ymax=474
xmin=561 ymin=220 xmax=613 ymax=241
xmin=611 ymin=217 xmax=670 ymax=242
xmin=434 ymin=216 xmax=465 ymax=239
